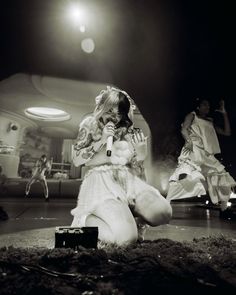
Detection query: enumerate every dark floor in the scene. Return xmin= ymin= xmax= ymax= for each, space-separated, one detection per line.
xmin=1 ymin=195 xmax=236 ymax=248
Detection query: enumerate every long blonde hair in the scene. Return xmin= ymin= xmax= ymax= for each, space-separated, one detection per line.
xmin=94 ymin=87 xmax=135 ymax=126
xmin=94 ymin=88 xmax=120 ymax=120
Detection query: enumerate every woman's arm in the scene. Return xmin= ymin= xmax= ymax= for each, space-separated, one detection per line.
xmin=72 ymin=118 xmax=115 ymax=167
xmin=214 ymin=100 xmax=231 ymax=136
xmin=181 ymin=112 xmax=194 ymax=151
xmin=181 ymin=112 xmax=194 ymax=142
xmin=35 ymin=160 xmax=40 ymax=168
xmin=72 ymin=118 xmax=105 ymax=167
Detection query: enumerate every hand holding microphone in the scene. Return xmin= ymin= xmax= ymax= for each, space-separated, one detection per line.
xmin=101 ymin=121 xmax=115 ymax=157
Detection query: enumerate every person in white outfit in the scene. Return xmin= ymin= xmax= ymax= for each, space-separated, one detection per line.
xmin=71 ymin=86 xmax=172 ymax=245
xmin=167 ymin=98 xmax=235 ymax=214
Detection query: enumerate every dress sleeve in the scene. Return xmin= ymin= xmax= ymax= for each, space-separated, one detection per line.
xmin=72 ymin=117 xmax=104 ymax=167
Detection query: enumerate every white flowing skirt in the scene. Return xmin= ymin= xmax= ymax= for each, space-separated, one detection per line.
xmin=167 ymin=143 xmax=236 ymax=204
xmin=71 ymin=164 xmax=163 ymax=226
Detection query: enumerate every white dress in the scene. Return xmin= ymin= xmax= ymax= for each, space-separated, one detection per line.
xmin=71 ymin=137 xmax=164 ymax=227
xmin=167 ymin=112 xmax=236 ymax=204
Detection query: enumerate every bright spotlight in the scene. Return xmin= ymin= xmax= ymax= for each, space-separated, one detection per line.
xmin=81 ymin=38 xmax=95 ymax=53
xmin=68 ymin=4 xmax=87 ymax=26
xmin=205 ymin=200 xmax=209 ymax=205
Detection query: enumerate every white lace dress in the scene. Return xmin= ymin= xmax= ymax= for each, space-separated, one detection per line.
xmin=71 ymin=140 xmax=163 ymax=227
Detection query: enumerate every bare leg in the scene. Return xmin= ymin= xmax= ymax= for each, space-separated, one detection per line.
xmin=25 ymin=178 xmax=36 ymax=196
xmin=41 ymin=178 xmax=49 ymax=199
xmin=85 ymin=199 xmax=138 ymax=246
xmin=207 ymin=176 xmax=232 ymax=210
xmin=132 ymin=189 xmax=172 ymax=226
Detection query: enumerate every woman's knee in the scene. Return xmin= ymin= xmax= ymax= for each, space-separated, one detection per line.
xmin=89 ymin=199 xmax=138 ymax=245
xmin=144 ymin=201 xmax=172 ymax=226
xmin=113 ymin=224 xmax=138 ymax=245
xmin=152 ymin=201 xmax=172 ymax=225
xmin=86 ymin=214 xmax=116 ymax=243
xmin=134 ymin=191 xmax=172 ymax=226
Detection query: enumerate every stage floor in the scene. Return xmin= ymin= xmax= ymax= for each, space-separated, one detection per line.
xmin=0 ymin=197 xmax=236 ymax=248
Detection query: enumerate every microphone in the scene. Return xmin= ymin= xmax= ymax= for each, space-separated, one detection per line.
xmin=106 ymin=135 xmax=113 ymax=157
xmin=106 ymin=121 xmax=115 ymax=157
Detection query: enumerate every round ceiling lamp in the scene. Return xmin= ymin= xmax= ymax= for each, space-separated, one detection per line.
xmin=24 ymin=107 xmax=71 ymax=122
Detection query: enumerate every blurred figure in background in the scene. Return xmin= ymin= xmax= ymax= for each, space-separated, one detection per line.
xmin=167 ymin=98 xmax=236 ymax=217
xmin=25 ymin=154 xmax=52 ymax=201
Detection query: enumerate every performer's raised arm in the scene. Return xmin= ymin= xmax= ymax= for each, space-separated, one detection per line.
xmin=214 ymin=100 xmax=231 ymax=136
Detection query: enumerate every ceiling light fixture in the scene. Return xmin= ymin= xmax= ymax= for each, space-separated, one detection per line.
xmin=24 ymin=107 xmax=71 ymax=122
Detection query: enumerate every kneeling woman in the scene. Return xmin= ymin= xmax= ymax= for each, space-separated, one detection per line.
xmin=71 ymin=87 xmax=172 ymax=246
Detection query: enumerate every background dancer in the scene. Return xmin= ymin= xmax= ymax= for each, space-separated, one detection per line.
xmin=25 ymin=154 xmax=52 ymax=201
xmin=167 ymin=98 xmax=235 ymax=217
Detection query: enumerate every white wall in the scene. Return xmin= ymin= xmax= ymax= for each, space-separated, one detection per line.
xmin=0 ymin=110 xmax=36 ymax=177
xmin=0 ymin=115 xmax=20 ymax=151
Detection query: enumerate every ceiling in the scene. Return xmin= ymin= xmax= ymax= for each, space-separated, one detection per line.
xmin=0 ymin=73 xmax=145 ymax=139
xmin=0 ymin=73 xmax=113 ymax=138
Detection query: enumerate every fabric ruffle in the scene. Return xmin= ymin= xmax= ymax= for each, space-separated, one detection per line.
xmin=207 ymin=172 xmax=236 ymax=204
xmin=167 ymin=159 xmax=206 ymax=201
xmin=110 ymin=141 xmax=133 ymax=165
xmin=169 ymin=159 xmax=204 ymax=183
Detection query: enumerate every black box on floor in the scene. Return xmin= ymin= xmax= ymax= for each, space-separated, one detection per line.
xmin=55 ymin=227 xmax=98 ymax=249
